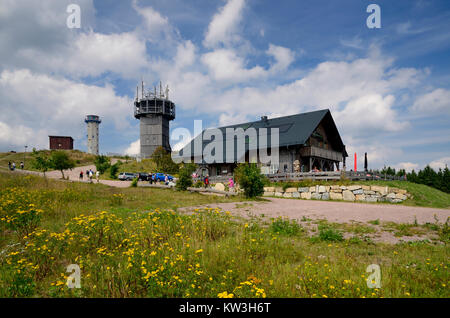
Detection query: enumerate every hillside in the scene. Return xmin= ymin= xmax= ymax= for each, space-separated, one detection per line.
xmin=0 ymin=150 xmax=96 ymax=172
xmin=0 ymin=171 xmax=448 ymax=298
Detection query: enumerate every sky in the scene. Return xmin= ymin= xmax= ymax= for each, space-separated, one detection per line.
xmin=0 ymin=0 xmax=449 ymax=171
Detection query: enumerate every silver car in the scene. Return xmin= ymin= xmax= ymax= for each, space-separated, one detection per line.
xmin=118 ymin=172 xmax=136 ymax=181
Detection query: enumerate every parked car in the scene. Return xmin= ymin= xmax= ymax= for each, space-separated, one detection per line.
xmin=118 ymin=172 xmax=137 ymax=181
xmin=137 ymin=172 xmax=149 ymax=181
xmin=154 ymin=173 xmax=174 ymax=182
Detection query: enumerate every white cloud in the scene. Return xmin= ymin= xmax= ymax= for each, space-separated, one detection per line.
xmin=266 ymin=44 xmax=295 ymax=72
xmin=412 ymin=88 xmax=450 ymax=115
xmin=429 ymin=157 xmax=450 ymax=171
xmin=125 ymin=139 xmax=140 ymax=156
xmin=203 ymin=0 xmax=246 ymax=48
xmin=0 ymin=121 xmax=48 ymax=151
xmin=201 ymin=49 xmax=266 ymax=82
xmin=19 ymin=31 xmax=149 ymax=78
xmin=0 ymin=69 xmax=132 ymax=150
xmin=334 ymin=94 xmax=409 ymax=135
xmin=394 ymin=162 xmax=420 ymax=172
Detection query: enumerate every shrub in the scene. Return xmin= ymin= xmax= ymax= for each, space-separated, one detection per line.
xmin=270 ymin=218 xmax=302 ymax=236
xmin=151 ymin=146 xmax=179 ymax=174
xmin=234 ymin=163 xmax=265 ymax=198
xmin=194 ymin=180 xmax=204 ymax=188
xmin=176 ymin=163 xmax=196 ymax=191
xmin=317 ymin=224 xmax=344 ymax=242
xmin=0 ymin=188 xmax=43 ymax=238
xmin=130 ymin=177 xmax=138 ymax=187
xmin=49 ymin=151 xmax=75 ymax=179
xmin=94 ymin=155 xmax=111 ymax=175
xmin=109 ymin=162 xmax=120 ymax=179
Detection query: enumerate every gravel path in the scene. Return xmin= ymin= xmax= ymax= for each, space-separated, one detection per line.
xmin=7 ymin=160 xmax=131 ymax=188
xmin=180 ymin=197 xmax=450 ymax=224
xmin=180 ymin=198 xmax=449 ymax=243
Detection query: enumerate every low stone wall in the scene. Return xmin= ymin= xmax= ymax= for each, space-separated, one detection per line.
xmin=263 ymin=185 xmax=412 ymax=203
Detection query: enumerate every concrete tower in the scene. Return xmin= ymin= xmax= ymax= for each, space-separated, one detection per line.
xmin=134 ymin=81 xmax=175 ymax=158
xmin=85 ymin=115 xmax=101 ymax=155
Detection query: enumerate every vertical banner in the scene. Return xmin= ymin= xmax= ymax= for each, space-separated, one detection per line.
xmin=354 ymin=153 xmax=357 ymax=171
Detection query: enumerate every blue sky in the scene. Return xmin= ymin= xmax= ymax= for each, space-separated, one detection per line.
xmin=0 ymin=0 xmax=449 ymax=171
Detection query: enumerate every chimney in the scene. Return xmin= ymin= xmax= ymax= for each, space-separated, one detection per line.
xmin=261 ymin=116 xmax=268 ymax=121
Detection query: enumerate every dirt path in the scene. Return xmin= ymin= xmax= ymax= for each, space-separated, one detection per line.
xmin=181 ymin=197 xmax=449 ymax=224
xmin=180 ymin=198 xmax=450 ymax=244
xmin=6 ymin=160 xmax=131 ymax=188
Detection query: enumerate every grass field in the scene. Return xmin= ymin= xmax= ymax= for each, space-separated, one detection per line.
xmin=0 ymin=171 xmax=448 ymax=298
xmin=0 ymin=150 xmax=96 ymax=172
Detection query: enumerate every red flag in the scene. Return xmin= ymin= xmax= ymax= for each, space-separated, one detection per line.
xmin=354 ymin=153 xmax=357 ymax=171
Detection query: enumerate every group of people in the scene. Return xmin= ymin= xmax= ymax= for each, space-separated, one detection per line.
xmin=148 ymin=173 xmax=170 ymax=185
xmin=79 ymin=169 xmax=99 ymax=183
xmin=8 ymin=161 xmax=24 ymax=171
xmin=194 ymin=174 xmax=234 ymax=189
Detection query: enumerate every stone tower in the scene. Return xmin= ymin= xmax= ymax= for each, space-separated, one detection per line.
xmin=85 ymin=115 xmax=101 ymax=155
xmin=134 ymin=81 xmax=175 ymax=158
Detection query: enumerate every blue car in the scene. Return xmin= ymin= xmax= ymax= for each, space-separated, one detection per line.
xmin=153 ymin=173 xmax=174 ymax=182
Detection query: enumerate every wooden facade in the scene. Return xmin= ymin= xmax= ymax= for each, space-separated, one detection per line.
xmin=49 ymin=136 xmax=74 ymax=150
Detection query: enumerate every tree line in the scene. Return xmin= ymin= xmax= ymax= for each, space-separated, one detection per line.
xmin=373 ymin=165 xmax=450 ymax=194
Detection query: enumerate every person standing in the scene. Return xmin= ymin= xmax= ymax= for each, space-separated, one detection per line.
xmin=149 ymin=173 xmax=153 ymax=184
xmin=8 ymin=161 xmax=11 ymax=170
xmin=204 ymin=175 xmax=209 ymax=188
xmin=20 ymin=161 xmax=24 ymax=169
xmin=89 ymin=170 xmax=93 ymax=183
xmin=228 ymin=177 xmax=234 ymax=189
xmin=164 ymin=174 xmax=169 ymax=185
xmin=12 ymin=162 xmax=16 ymax=171
xmin=80 ymin=171 xmax=83 ymax=180
xmin=96 ymin=170 xmax=100 ymax=183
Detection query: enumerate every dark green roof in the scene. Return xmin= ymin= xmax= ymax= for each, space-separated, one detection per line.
xmin=177 ymin=109 xmax=347 ymax=161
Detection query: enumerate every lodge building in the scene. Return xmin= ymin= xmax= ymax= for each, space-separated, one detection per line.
xmin=177 ymin=109 xmax=348 ymax=176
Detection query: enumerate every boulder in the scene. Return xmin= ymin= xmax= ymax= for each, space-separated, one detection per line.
xmin=348 ymin=185 xmax=362 ymax=191
xmin=343 ymin=190 xmax=355 ymax=201
xmin=263 ymin=192 xmax=274 ymax=197
xmin=285 ymin=187 xmax=298 ymax=193
xmin=264 ymin=187 xmax=275 ymax=192
xmin=352 ymin=189 xmax=364 ymax=195
xmin=298 ymin=187 xmax=309 ymax=193
xmin=364 ymin=190 xmax=375 ymax=195
xmin=329 ymin=192 xmax=343 ymax=200
xmin=318 ymin=185 xmax=327 ymax=193
xmin=292 ymin=192 xmax=300 ymax=198
xmin=321 ymin=192 xmax=330 ymax=200
xmin=371 ymin=186 xmax=388 ymax=195
xmin=275 ymin=187 xmax=283 ymax=193
xmin=361 ymin=185 xmax=371 ymax=191
xmin=340 ymin=186 xmax=348 ymax=191
xmin=309 ymin=186 xmax=316 ymax=193
xmin=283 ymin=192 xmax=293 ymax=198
xmin=386 ymin=193 xmax=396 ymax=199
xmin=301 ymin=192 xmax=311 ymax=199
xmin=275 ymin=192 xmax=283 ymax=197
xmin=330 ymin=185 xmax=341 ymax=190
xmin=395 ymin=193 xmax=407 ymax=200
xmin=389 ymin=187 xmax=400 ymax=194
xmin=365 ymin=196 xmax=378 ymax=203
xmin=214 ymin=183 xmax=225 ymax=191
xmin=311 ymin=193 xmax=321 ymax=200
xmin=398 ymin=189 xmax=407 ymax=195
xmin=355 ymin=194 xmax=366 ymax=201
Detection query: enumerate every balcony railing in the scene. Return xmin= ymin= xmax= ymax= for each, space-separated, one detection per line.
xmin=300 ymin=146 xmax=342 ymax=161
